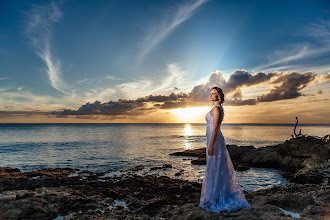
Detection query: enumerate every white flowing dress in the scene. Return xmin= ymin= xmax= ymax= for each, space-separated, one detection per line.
xmin=199 ymin=105 xmax=251 ymax=212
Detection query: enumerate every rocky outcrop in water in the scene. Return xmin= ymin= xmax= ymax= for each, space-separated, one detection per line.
xmin=170 ymin=135 xmax=330 ymax=184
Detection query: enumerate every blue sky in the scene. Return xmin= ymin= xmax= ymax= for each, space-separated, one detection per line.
xmin=0 ymin=0 xmax=329 ymax=123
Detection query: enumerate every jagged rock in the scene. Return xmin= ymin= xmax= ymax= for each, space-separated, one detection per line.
xmin=162 ymin=164 xmax=172 ymax=169
xmin=0 ymin=166 xmax=328 ymax=219
xmin=171 ymin=135 xmax=330 ymax=184
xmin=152 ymin=184 xmax=329 ymax=220
xmin=0 ymin=135 xmax=328 ymax=219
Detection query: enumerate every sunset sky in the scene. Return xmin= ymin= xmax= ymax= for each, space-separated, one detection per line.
xmin=1 ymin=0 xmax=330 ymax=124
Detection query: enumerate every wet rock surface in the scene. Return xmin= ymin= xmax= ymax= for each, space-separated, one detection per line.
xmin=0 ymin=135 xmax=329 ymax=219
xmin=170 ymin=135 xmax=330 ymax=184
xmin=0 ymin=167 xmax=202 ymax=219
xmin=0 ymin=166 xmax=329 ymax=219
xmin=154 ymin=183 xmax=329 ymax=220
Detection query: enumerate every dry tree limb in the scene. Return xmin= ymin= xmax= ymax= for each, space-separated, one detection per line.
xmin=292 ymin=117 xmax=303 ymax=138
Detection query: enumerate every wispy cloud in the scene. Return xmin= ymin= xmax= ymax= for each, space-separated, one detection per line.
xmin=114 ymin=63 xmax=190 ymax=99
xmin=252 ymin=19 xmax=330 ymax=74
xmin=306 ymin=20 xmax=330 ymax=42
xmin=255 ymin=43 xmax=330 ymax=72
xmin=24 ymin=1 xmax=70 ymax=95
xmin=105 ymin=75 xmax=123 ymax=80
xmin=137 ymin=0 xmax=208 ymax=64
xmin=0 ymin=90 xmax=68 ymax=111
xmin=73 ymin=78 xmax=88 ymax=85
xmin=84 ymin=87 xmax=117 ymax=103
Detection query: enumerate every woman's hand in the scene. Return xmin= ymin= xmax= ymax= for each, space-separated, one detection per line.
xmin=208 ymin=147 xmax=214 ymax=156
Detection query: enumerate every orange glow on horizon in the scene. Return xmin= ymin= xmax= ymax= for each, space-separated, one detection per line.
xmin=170 ymin=107 xmax=209 ymax=123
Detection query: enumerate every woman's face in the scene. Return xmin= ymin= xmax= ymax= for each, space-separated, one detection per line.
xmin=209 ymin=89 xmax=219 ymax=102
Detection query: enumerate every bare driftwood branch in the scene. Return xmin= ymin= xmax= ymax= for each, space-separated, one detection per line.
xmin=292 ymin=117 xmax=304 ymax=138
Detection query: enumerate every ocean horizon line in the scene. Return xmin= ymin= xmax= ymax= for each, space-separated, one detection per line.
xmin=0 ymin=123 xmax=329 ymax=126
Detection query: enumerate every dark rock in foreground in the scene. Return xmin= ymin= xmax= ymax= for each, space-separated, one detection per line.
xmin=0 ymin=167 xmax=329 ymax=219
xmin=0 ymin=167 xmax=201 ymax=219
xmin=170 ymin=135 xmax=330 ymax=184
xmin=154 ymin=183 xmax=330 ymax=220
xmin=0 ymin=135 xmax=329 ymax=219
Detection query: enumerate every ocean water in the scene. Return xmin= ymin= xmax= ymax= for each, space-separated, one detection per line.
xmin=0 ymin=123 xmax=329 ymax=191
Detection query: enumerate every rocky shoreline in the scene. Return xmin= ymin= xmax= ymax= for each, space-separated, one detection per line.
xmin=0 ymin=135 xmax=329 ymax=219
xmin=170 ymin=135 xmax=330 ymax=185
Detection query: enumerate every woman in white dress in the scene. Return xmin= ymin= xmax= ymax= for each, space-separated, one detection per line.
xmin=199 ymin=86 xmax=251 ymax=212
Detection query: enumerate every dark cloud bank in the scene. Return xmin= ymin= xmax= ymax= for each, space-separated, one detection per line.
xmin=51 ymin=70 xmax=319 ymax=117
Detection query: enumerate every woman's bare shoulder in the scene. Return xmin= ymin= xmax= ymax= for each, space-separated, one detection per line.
xmin=210 ymin=105 xmax=220 ymax=116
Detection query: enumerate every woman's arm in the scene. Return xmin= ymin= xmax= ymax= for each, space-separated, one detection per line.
xmin=208 ymin=106 xmax=221 ymax=156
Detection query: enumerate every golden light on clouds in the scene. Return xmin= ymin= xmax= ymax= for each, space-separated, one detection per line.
xmin=1 ymin=70 xmax=329 ymax=124
xmin=240 ymin=85 xmax=272 ymax=98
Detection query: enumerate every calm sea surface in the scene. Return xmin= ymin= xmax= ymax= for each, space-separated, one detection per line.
xmin=0 ymin=123 xmax=329 ymax=191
